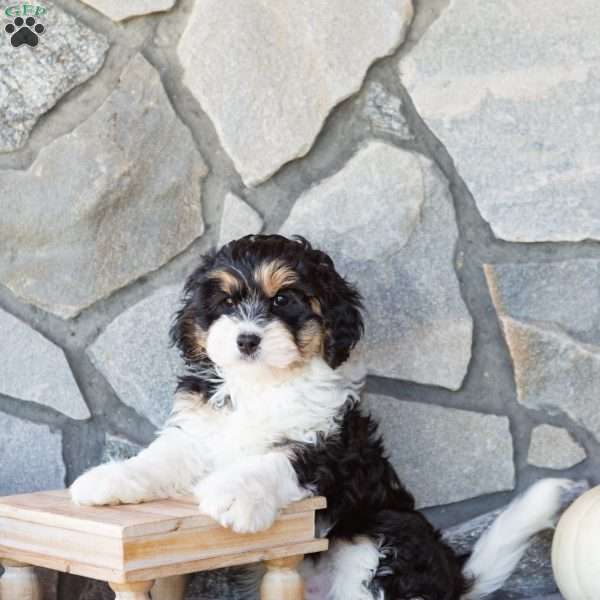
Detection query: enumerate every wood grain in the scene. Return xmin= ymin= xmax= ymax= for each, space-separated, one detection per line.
xmin=261 ymin=555 xmax=304 ymax=600
xmin=110 ymin=580 xmax=153 ymax=600
xmin=151 ymin=575 xmax=188 ymax=600
xmin=0 ymin=490 xmax=328 ymax=584
xmin=0 ymin=560 xmax=42 ymax=600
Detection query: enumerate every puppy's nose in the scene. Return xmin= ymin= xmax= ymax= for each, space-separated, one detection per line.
xmin=237 ymin=333 xmax=261 ymax=355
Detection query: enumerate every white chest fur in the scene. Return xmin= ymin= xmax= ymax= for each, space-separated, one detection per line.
xmin=69 ymin=352 xmax=365 ymax=533
xmin=171 ymin=356 xmax=362 ymax=472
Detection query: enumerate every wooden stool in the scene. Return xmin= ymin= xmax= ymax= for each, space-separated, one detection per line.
xmin=0 ymin=490 xmax=327 ymax=600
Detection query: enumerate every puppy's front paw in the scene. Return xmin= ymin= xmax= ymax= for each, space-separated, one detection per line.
xmin=70 ymin=463 xmax=141 ymax=506
xmin=195 ymin=474 xmax=278 ymax=534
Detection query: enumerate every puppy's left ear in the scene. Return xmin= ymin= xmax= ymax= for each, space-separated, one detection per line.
xmin=314 ymin=252 xmax=364 ymax=369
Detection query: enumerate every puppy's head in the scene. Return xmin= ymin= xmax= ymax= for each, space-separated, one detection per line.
xmin=171 ymin=235 xmax=363 ymax=373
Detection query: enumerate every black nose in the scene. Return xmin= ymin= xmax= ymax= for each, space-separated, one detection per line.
xmin=237 ymin=333 xmax=261 ymax=355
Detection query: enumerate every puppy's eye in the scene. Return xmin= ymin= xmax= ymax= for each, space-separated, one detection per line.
xmin=223 ymin=297 xmax=234 ymax=307
xmin=272 ymin=293 xmax=289 ymax=307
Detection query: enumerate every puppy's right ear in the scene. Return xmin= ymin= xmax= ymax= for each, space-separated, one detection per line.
xmin=170 ymin=252 xmax=217 ymax=365
xmin=314 ymin=253 xmax=364 ymax=369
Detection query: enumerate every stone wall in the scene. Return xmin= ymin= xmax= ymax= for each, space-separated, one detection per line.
xmin=0 ymin=1 xmax=598 ymax=598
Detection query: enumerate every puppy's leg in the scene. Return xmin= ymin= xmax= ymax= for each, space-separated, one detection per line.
xmin=70 ymin=427 xmax=201 ymax=506
xmin=195 ymin=452 xmax=309 ymax=533
xmin=302 ymin=537 xmax=381 ymax=600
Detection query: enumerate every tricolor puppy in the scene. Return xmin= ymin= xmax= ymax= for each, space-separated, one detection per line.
xmin=71 ymin=235 xmax=572 ymax=600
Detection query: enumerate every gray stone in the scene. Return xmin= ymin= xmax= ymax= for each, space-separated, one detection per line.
xmin=0 ymin=412 xmax=65 ymax=494
xmin=0 ymin=1 xmax=108 ymax=152
xmin=363 ymin=394 xmax=514 ymax=508
xmin=88 ymin=285 xmax=182 ymax=427
xmin=528 ymin=425 xmax=586 ymax=470
xmin=399 ymin=0 xmax=600 ymax=242
xmin=444 ymin=480 xmax=588 ymax=598
xmin=485 ymin=260 xmax=600 ymax=345
xmin=361 ymin=82 xmax=412 ymax=140
xmin=501 ymin=317 xmax=600 ymax=442
xmin=101 ymin=434 xmax=142 ymax=463
xmin=80 ymin=0 xmax=176 ymax=21
xmin=0 ymin=308 xmax=89 ymax=419
xmin=218 ymin=194 xmax=263 ymax=248
xmin=0 ymin=54 xmax=207 ymax=319
xmin=281 ymin=141 xmax=472 ymax=389
xmin=178 ymin=0 xmax=413 ymax=186
xmin=485 ymin=260 xmax=600 ymax=441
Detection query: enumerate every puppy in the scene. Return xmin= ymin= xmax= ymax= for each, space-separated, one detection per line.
xmin=71 ymin=235 xmax=572 ymax=600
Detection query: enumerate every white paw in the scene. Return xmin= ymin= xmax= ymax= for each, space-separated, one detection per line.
xmin=195 ymin=473 xmax=278 ymax=534
xmin=70 ymin=463 xmax=141 ymax=506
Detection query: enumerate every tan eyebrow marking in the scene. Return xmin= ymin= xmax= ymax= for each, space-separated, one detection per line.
xmin=208 ymin=269 xmax=242 ymax=295
xmin=254 ymin=260 xmax=298 ymax=297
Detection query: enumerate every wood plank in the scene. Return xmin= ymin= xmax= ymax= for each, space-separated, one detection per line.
xmin=0 ymin=544 xmax=123 ymax=582
xmin=125 ymin=539 xmax=329 ymax=582
xmin=39 ymin=492 xmax=203 ymax=520
xmin=0 ymin=492 xmax=327 ymax=539
xmin=116 ymin=502 xmax=201 ymax=518
xmin=117 ymin=498 xmax=326 ymax=531
xmin=0 ymin=493 xmax=157 ymax=535
xmin=34 ymin=491 xmax=202 ymax=523
xmin=1 ymin=536 xmax=328 ymax=584
xmin=171 ymin=495 xmax=327 ymax=514
xmin=0 ymin=490 xmax=329 ymax=583
xmin=123 ymin=512 xmax=315 ymax=571
xmin=0 ymin=494 xmax=202 ymax=539
xmin=0 ymin=517 xmax=123 ymax=569
xmin=40 ymin=490 xmax=327 ymax=514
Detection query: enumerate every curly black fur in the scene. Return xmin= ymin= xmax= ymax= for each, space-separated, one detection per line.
xmin=290 ymin=408 xmax=414 ymax=535
xmin=291 ymin=407 xmax=472 ymax=600
xmin=373 ymin=511 xmax=471 ymax=600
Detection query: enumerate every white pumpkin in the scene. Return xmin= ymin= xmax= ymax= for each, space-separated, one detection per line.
xmin=552 ymin=486 xmax=600 ymax=600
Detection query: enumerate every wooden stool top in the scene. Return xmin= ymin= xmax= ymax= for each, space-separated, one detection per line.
xmin=0 ymin=490 xmax=328 ymax=583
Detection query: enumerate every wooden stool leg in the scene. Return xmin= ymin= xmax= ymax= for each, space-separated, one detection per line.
xmin=260 ymin=555 xmax=304 ymax=600
xmin=109 ymin=581 xmax=154 ymax=600
xmin=0 ymin=559 xmax=42 ymax=600
xmin=151 ymin=575 xmax=188 ymax=600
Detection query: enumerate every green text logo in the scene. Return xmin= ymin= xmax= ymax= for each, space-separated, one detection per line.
xmin=4 ymin=4 xmax=46 ymax=17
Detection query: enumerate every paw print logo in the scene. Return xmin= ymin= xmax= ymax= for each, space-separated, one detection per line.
xmin=5 ymin=16 xmax=45 ymax=47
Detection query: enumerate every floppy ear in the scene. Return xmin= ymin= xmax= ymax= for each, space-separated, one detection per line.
xmin=313 ymin=251 xmax=364 ymax=369
xmin=170 ymin=252 xmax=217 ymax=365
